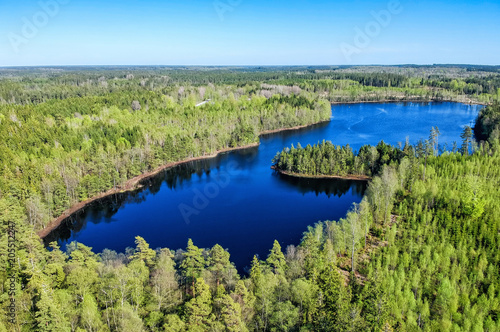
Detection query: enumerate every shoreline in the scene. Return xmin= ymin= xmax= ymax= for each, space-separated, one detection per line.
xmin=259 ymin=120 xmax=330 ymax=135
xmin=329 ymin=98 xmax=488 ymax=106
xmin=271 ymin=166 xmax=371 ymax=181
xmin=38 ymin=120 xmax=331 ymax=239
xmin=38 ymin=98 xmax=482 ymax=240
xmin=38 ymin=142 xmax=260 ymax=239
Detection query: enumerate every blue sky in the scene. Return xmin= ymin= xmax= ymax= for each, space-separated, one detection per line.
xmin=0 ymin=0 xmax=499 ymax=66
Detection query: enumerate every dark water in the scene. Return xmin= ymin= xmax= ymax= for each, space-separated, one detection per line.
xmin=45 ymin=102 xmax=481 ymax=271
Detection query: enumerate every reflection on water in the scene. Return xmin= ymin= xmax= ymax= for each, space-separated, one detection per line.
xmin=44 ymin=157 xmax=366 ymax=248
xmin=44 ymin=102 xmax=481 ymax=270
xmin=274 ymin=172 xmax=366 ymax=198
xmin=43 ymin=191 xmax=144 ymax=246
xmin=150 ymin=146 xmax=260 ymax=193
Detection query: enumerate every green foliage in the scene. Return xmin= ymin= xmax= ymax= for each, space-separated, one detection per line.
xmin=163 ymin=314 xmax=185 ymax=332
xmin=208 ymin=244 xmax=233 ymax=287
xmin=184 ymin=278 xmax=214 ymax=331
xmin=0 ymin=78 xmax=330 ymax=235
xmin=461 ymin=125 xmax=475 ymax=156
xmin=268 ymin=301 xmax=299 ymax=331
xmin=474 ymin=101 xmax=500 ymax=143
xmin=272 ymin=140 xmax=403 ymax=178
xmin=316 ymin=263 xmax=352 ymax=331
xmin=220 ymin=294 xmax=247 ymax=332
xmin=2 ymin=68 xmax=500 ymax=331
xmin=266 ymin=240 xmax=287 ymax=274
xmin=180 ymin=239 xmax=205 ymax=295
xmin=130 ymin=236 xmax=156 ymax=267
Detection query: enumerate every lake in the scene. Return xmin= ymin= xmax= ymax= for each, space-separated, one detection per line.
xmin=44 ymin=102 xmax=482 ymax=271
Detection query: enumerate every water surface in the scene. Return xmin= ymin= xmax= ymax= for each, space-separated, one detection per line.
xmin=45 ymin=102 xmax=481 ymax=270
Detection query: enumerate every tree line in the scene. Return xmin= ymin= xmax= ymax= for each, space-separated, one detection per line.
xmin=474 ymin=102 xmax=500 ymax=143
xmin=1 ymin=66 xmax=499 ymax=105
xmin=2 ymin=140 xmax=500 ymax=330
xmin=272 ymin=124 xmax=481 ymax=181
xmin=0 ymin=68 xmax=500 ymax=331
xmin=272 ymin=140 xmax=404 ymax=178
xmin=0 ymin=86 xmax=330 ymax=231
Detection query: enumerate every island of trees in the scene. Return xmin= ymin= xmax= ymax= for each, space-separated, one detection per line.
xmin=271 ymin=123 xmax=478 ymax=181
xmin=271 ymin=140 xmax=405 ymax=179
xmin=0 ymin=66 xmax=499 ymax=331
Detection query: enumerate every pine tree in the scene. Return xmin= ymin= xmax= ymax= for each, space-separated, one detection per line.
xmin=250 ymin=255 xmax=262 ymax=288
xmin=361 ymin=278 xmax=389 ymax=331
xmin=233 ymin=280 xmax=255 ymax=324
xmin=163 ymin=314 xmax=185 ymax=332
xmin=316 ymin=263 xmax=352 ymax=331
xmin=35 ymin=286 xmax=72 ymax=332
xmin=180 ymin=239 xmax=205 ymax=296
xmin=221 ymin=295 xmax=247 ymax=332
xmin=208 ymin=244 xmax=231 ymax=287
xmin=184 ymin=278 xmax=214 ymax=331
xmin=429 ymin=126 xmax=440 ymax=156
xmin=461 ymin=125 xmax=473 ymax=156
xmin=130 ymin=236 xmax=156 ymax=267
xmin=266 ymin=240 xmax=287 ymax=274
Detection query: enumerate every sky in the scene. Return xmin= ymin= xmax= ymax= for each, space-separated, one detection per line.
xmin=0 ymin=0 xmax=499 ymax=66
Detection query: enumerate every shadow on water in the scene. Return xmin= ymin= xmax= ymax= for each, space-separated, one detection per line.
xmin=273 ymin=172 xmax=367 ymax=198
xmin=43 ymin=146 xmax=365 ymax=249
xmin=43 ymin=145 xmax=266 ymax=248
xmin=145 ymin=146 xmax=260 ymax=194
xmin=260 ymin=121 xmax=331 ymax=142
xmin=43 ymin=190 xmax=147 ymax=247
xmin=43 ymin=103 xmax=481 ymax=270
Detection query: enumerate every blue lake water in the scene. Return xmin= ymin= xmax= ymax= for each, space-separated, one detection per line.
xmin=45 ymin=102 xmax=482 ymax=271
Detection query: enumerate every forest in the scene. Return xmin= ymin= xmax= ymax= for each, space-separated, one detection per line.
xmin=272 ymin=140 xmax=406 ymax=178
xmin=1 ymin=65 xmax=499 ymax=105
xmin=271 ymin=123 xmax=478 ymax=179
xmin=1 ymin=67 xmax=500 ymax=331
xmin=0 ymin=80 xmax=331 ymax=230
xmin=474 ymin=102 xmax=500 ymax=142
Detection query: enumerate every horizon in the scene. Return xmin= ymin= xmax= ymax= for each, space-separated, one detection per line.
xmin=1 ymin=0 xmax=499 ymax=66
xmin=1 ymin=64 xmax=499 ymax=68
